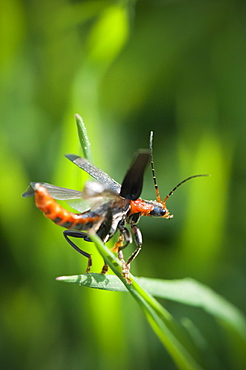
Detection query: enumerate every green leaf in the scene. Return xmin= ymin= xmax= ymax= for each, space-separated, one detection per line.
xmin=58 ymin=233 xmax=205 ymax=370
xmin=75 ymin=114 xmax=93 ymax=163
xmin=57 ymin=273 xmax=246 ymax=342
xmin=57 ymin=273 xmax=127 ymax=291
xmin=57 ymin=234 xmax=246 ymax=369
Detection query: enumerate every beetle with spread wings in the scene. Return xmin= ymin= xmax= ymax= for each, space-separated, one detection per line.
xmin=23 ymin=133 xmax=206 ymax=283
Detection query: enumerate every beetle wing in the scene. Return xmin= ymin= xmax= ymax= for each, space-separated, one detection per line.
xmin=22 ymin=182 xmax=90 ymax=213
xmin=22 ymin=149 xmax=149 ymax=213
xmin=81 ymin=181 xmax=120 ymax=211
xmin=22 ymin=182 xmax=82 ymax=199
xmin=120 ymin=151 xmax=151 ymax=200
xmin=65 ymin=154 xmax=121 ymax=193
xmin=22 ymin=181 xmax=120 ymax=213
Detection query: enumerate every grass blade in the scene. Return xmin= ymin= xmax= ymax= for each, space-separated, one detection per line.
xmin=62 ymin=233 xmax=205 ymax=370
xmin=57 ymin=272 xmax=246 ymax=341
xmin=75 ymin=114 xmax=93 ymax=163
xmin=57 ymin=236 xmax=246 ymax=369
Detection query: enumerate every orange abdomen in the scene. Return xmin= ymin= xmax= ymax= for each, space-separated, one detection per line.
xmin=34 ymin=184 xmax=99 ymax=230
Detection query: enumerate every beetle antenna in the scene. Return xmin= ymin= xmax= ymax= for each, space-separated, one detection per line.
xmin=149 ymin=131 xmax=162 ymax=203
xmin=163 ymin=174 xmax=209 ymax=203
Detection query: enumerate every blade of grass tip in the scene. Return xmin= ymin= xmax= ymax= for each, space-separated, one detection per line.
xmin=57 ymin=270 xmax=246 ymax=344
xmin=89 ymin=233 xmax=204 ymax=370
xmin=56 ymin=273 xmax=128 ymax=292
xmin=75 ymin=114 xmax=93 ymax=163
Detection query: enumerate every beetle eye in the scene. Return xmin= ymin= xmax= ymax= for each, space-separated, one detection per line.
xmin=149 ymin=207 xmax=166 ymax=217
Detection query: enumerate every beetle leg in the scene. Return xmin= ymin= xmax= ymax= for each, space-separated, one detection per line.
xmin=64 ymin=230 xmax=109 ymax=275
xmin=111 ymin=224 xmax=132 ymax=252
xmin=111 ymin=234 xmax=124 ymax=252
xmin=115 ymin=227 xmax=132 ymax=284
xmin=120 ymin=225 xmax=142 ymax=283
xmin=63 ymin=230 xmax=92 ymax=273
xmin=118 ymin=227 xmax=132 ymax=250
xmin=126 ymin=225 xmax=142 ymax=265
xmin=100 ymin=263 xmax=108 ymax=274
xmin=117 ymin=248 xmax=131 ymax=284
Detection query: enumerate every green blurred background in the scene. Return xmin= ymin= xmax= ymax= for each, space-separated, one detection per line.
xmin=1 ymin=0 xmax=245 ymax=369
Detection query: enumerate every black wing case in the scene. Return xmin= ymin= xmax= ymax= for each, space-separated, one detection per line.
xmin=65 ymin=155 xmax=121 ymax=194
xmin=120 ymin=151 xmax=151 ymax=200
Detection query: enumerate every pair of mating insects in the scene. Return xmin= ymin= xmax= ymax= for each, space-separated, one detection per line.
xmin=23 ymin=132 xmax=206 ymax=283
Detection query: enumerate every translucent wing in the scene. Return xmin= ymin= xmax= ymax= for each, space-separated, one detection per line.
xmin=81 ymin=181 xmax=120 ymax=211
xmin=22 ymin=150 xmax=149 ymax=213
xmin=65 ymin=154 xmax=121 ymax=193
xmin=22 ymin=182 xmax=89 ymax=213
xmin=22 ymin=181 xmax=120 ymax=213
xmin=22 ymin=182 xmax=82 ymax=199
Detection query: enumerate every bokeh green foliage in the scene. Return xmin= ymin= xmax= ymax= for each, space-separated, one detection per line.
xmin=1 ymin=1 xmax=246 ymax=369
